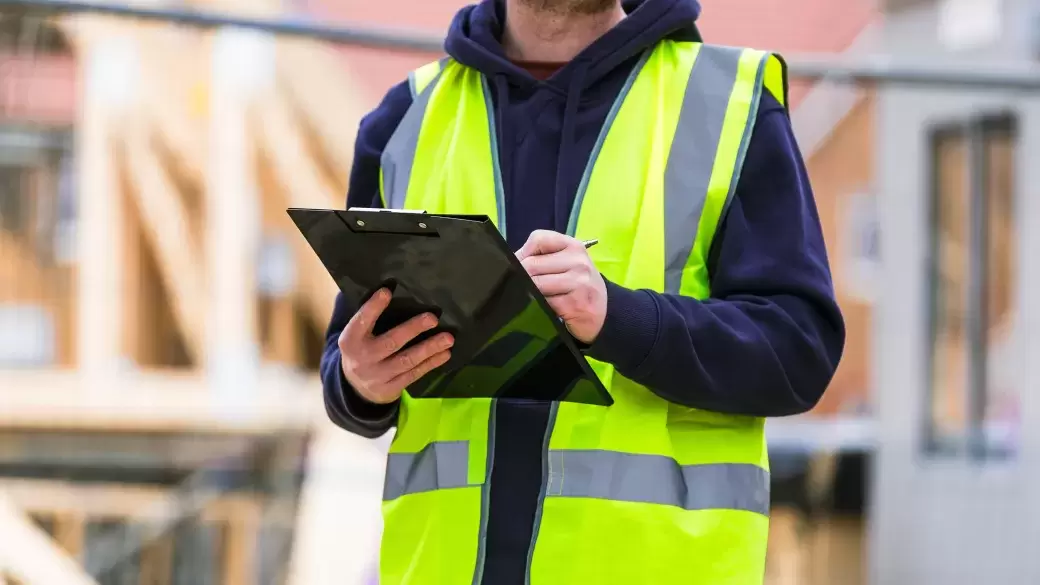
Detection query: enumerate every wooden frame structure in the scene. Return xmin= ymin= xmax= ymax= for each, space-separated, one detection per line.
xmin=3 ymin=478 xmax=269 ymax=585
xmin=0 ymin=0 xmax=375 ymax=582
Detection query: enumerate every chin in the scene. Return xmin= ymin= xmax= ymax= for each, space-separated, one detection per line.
xmin=518 ymin=0 xmax=619 ymax=15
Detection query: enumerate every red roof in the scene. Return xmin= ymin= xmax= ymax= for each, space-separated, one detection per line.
xmin=698 ymin=0 xmax=878 ymax=104
xmin=312 ymin=0 xmax=877 ymax=108
xmin=698 ymin=0 xmax=876 ymax=54
xmin=0 ymin=54 xmax=77 ymax=125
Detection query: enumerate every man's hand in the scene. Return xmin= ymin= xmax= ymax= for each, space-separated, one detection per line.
xmin=339 ymin=288 xmax=455 ymax=404
xmin=517 ymin=230 xmax=607 ymax=344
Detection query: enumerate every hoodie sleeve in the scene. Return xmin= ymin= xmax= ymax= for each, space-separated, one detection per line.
xmin=319 ymin=81 xmax=412 ymax=438
xmin=586 ymin=92 xmax=846 ymax=417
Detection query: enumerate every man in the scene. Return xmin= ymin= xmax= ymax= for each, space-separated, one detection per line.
xmin=320 ymin=0 xmax=845 ymax=583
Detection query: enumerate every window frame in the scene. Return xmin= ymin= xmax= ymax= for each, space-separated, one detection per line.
xmin=923 ymin=112 xmax=1018 ymax=461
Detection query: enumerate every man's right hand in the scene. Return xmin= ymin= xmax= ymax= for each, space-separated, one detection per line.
xmin=339 ymin=288 xmax=455 ymax=405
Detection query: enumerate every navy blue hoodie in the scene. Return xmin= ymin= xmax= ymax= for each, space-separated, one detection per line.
xmin=321 ymin=0 xmax=844 ymax=580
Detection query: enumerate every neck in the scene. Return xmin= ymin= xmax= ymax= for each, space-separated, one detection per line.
xmin=502 ymin=1 xmax=626 ymax=63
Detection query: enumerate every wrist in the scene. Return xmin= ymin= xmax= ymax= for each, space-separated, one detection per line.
xmin=355 ymin=386 xmax=400 ymax=406
xmin=343 ymin=368 xmax=399 ymax=406
xmin=339 ymin=368 xmax=400 ymax=421
xmin=585 ymin=278 xmax=659 ymax=371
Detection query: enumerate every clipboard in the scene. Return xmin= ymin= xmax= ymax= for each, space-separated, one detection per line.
xmin=287 ymin=207 xmax=613 ymax=406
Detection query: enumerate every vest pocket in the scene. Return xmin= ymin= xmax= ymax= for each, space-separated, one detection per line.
xmin=381 ymin=399 xmax=495 ymax=585
xmin=388 ymin=396 xmax=494 ymax=494
xmin=381 ymin=483 xmax=485 ymax=585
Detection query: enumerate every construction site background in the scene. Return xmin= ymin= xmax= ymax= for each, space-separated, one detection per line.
xmin=0 ymin=0 xmax=1038 ymax=584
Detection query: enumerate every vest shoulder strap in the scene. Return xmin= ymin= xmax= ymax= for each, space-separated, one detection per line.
xmin=694 ymin=42 xmax=788 ymax=110
xmin=761 ymin=51 xmax=789 ymax=109
xmin=407 ymin=57 xmax=452 ymax=98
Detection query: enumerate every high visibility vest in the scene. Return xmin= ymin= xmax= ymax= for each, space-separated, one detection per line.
xmin=378 ymin=40 xmax=788 ymax=585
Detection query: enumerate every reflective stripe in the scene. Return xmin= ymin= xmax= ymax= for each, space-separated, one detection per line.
xmin=682 ymin=48 xmax=773 ymax=299
xmin=544 ymin=450 xmax=770 ymax=516
xmin=382 ymin=58 xmax=449 ymax=208
xmin=662 ymin=45 xmax=743 ymax=294
xmin=718 ymin=53 xmax=769 ymax=240
xmin=383 ymin=440 xmax=472 ymax=501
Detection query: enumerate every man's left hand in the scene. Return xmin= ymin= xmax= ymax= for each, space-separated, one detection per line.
xmin=516 ymin=230 xmax=607 ymax=345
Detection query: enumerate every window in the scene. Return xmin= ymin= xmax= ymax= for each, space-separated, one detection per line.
xmin=925 ymin=114 xmax=1019 ymax=459
xmin=841 ymin=192 xmax=881 ymax=303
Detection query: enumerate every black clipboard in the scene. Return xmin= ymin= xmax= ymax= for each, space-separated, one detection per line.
xmin=288 ymin=207 xmax=613 ymax=406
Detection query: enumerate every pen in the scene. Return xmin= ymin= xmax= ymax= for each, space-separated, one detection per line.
xmin=582 ymin=239 xmax=599 ymax=249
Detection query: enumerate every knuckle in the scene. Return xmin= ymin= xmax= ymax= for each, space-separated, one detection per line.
xmin=415 ymin=314 xmax=436 ymax=332
xmin=415 ymin=343 xmax=436 ymax=362
xmin=349 ymin=363 xmax=370 ymax=381
xmin=349 ymin=312 xmax=367 ymax=330
xmin=584 ymin=287 xmax=597 ymax=307
xmin=397 ymin=352 xmax=415 ymax=370
xmin=360 ymin=346 xmax=383 ymax=367
xmin=340 ymin=343 xmax=358 ymax=363
xmin=341 ymin=361 xmax=357 ymax=379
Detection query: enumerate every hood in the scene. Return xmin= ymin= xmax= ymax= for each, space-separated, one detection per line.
xmin=444 ymin=0 xmax=702 ymax=93
xmin=442 ymin=0 xmax=703 ymax=221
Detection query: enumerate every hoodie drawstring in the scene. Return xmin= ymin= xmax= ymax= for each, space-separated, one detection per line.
xmin=554 ymin=65 xmax=588 ymax=222
xmin=492 ymin=74 xmax=513 ymax=222
xmin=493 ymin=73 xmax=511 ymax=151
xmin=490 ymin=64 xmax=589 ymax=232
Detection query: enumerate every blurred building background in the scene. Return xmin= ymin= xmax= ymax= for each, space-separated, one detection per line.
xmin=0 ymin=0 xmax=1037 ymax=583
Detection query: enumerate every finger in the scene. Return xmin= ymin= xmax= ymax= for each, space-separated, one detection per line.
xmin=520 ymin=251 xmax=576 ymax=276
xmin=377 ymin=332 xmax=455 ymax=380
xmin=345 ymin=288 xmax=392 ymax=340
xmin=383 ymin=349 xmax=452 ymax=390
xmin=367 ymin=312 xmax=440 ymax=361
xmin=516 ymin=230 xmax=573 ymax=261
xmin=530 ymin=272 xmax=578 ymax=297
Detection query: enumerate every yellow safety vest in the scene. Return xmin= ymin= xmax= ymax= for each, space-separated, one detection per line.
xmin=378 ymin=40 xmax=788 ymax=585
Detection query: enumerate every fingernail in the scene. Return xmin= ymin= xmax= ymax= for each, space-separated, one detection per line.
xmin=442 ymin=334 xmax=455 ymax=347
xmin=378 ymin=288 xmax=390 ymax=300
xmin=425 ymin=314 xmax=437 ymax=327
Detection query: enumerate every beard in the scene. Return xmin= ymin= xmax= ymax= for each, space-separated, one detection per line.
xmin=515 ymin=0 xmax=618 ymax=15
